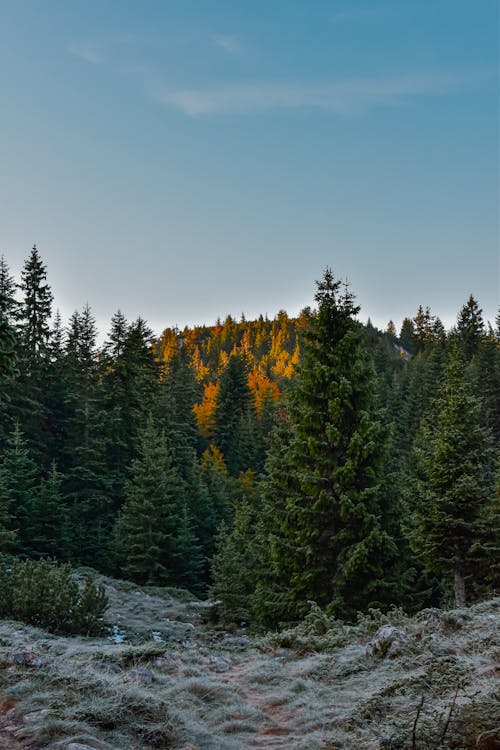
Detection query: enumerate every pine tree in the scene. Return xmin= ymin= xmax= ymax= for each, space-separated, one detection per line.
xmin=18 ymin=245 xmax=53 ymax=366
xmin=29 ymin=462 xmax=69 ymax=559
xmin=14 ymin=246 xmax=54 ymax=464
xmin=210 ymin=472 xmax=261 ymax=624
xmin=62 ymin=306 xmax=112 ymax=566
xmin=255 ymin=269 xmax=398 ymax=621
xmin=100 ymin=313 xmax=159 ymax=512
xmin=406 ymin=349 xmax=498 ymax=607
xmin=114 ymin=416 xmax=201 ymax=587
xmin=214 ymin=352 xmax=253 ymax=475
xmin=0 ymin=423 xmax=39 ymax=556
xmin=454 ymin=294 xmax=485 ymax=358
xmin=0 ymin=255 xmax=18 ymax=326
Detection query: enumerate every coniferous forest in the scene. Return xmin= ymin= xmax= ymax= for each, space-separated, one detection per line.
xmin=0 ymin=246 xmax=499 ymax=625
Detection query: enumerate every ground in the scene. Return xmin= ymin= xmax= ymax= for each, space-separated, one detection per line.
xmin=0 ymin=573 xmax=498 ymax=750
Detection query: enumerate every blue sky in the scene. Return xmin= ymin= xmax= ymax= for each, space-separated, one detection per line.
xmin=0 ymin=0 xmax=498 ymax=336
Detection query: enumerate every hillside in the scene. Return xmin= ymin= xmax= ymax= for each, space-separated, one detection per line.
xmin=0 ymin=573 xmax=498 ymax=750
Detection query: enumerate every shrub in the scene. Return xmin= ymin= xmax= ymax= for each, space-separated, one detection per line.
xmin=0 ymin=558 xmax=108 ymax=635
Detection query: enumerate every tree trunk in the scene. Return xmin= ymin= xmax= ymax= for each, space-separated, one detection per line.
xmin=454 ymin=569 xmax=467 ymax=608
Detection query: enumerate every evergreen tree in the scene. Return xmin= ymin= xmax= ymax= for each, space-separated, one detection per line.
xmin=114 ymin=416 xmax=202 ymax=587
xmin=100 ymin=313 xmax=159 ymax=511
xmin=18 ymin=245 xmax=53 ymax=366
xmin=0 ymin=423 xmax=39 ymax=556
xmin=214 ymin=352 xmax=253 ymax=475
xmin=0 ymin=255 xmax=18 ymax=326
xmin=14 ymin=246 xmax=54 ymax=464
xmin=399 ymin=317 xmax=417 ymax=355
xmin=62 ymin=306 xmax=112 ymax=566
xmin=29 ymin=462 xmax=69 ymax=559
xmin=255 ymin=270 xmax=398 ymax=621
xmin=210 ymin=471 xmax=261 ymax=624
xmin=454 ymin=294 xmax=485 ymax=358
xmin=406 ymin=350 xmax=498 ymax=607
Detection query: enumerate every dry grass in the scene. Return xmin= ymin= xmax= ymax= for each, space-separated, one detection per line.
xmin=0 ymin=573 xmax=498 ymax=750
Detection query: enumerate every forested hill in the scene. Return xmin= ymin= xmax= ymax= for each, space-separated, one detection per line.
xmin=0 ymin=247 xmax=498 ymax=624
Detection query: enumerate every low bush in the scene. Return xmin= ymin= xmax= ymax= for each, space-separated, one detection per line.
xmin=0 ymin=558 xmax=108 ymax=635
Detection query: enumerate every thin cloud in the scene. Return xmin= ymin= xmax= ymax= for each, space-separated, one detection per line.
xmin=157 ymin=73 xmax=461 ymax=116
xmin=213 ymin=35 xmax=242 ymax=55
xmin=68 ymin=34 xmax=136 ymax=65
xmin=68 ymin=41 xmax=102 ymax=65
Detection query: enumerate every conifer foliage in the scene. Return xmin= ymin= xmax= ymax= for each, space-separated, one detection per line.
xmin=0 ymin=245 xmax=498 ymax=623
xmin=253 ymin=270 xmax=398 ymax=621
xmin=406 ymin=350 xmax=498 ymax=607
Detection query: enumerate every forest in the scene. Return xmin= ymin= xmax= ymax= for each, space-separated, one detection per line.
xmin=0 ymin=246 xmax=498 ymax=626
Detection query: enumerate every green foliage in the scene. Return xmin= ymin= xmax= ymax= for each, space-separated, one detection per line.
xmin=0 ymin=558 xmax=108 ymax=635
xmin=253 ymin=269 xmax=400 ymax=623
xmin=114 ymin=415 xmax=202 ymax=588
xmin=214 ymin=352 xmax=255 ymax=475
xmin=406 ymin=349 xmax=498 ymax=606
xmin=210 ymin=473 xmax=261 ymax=625
xmin=0 ymin=423 xmax=38 ymax=555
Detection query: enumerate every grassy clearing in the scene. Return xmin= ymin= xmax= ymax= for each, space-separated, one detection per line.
xmin=0 ymin=573 xmax=498 ymax=750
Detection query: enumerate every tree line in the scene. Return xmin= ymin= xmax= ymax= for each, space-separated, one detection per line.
xmin=0 ymin=247 xmax=498 ymax=623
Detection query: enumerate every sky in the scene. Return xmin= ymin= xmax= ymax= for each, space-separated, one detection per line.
xmin=0 ymin=0 xmax=498 ymax=338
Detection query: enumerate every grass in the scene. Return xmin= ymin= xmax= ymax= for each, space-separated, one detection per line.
xmin=0 ymin=573 xmax=498 ymax=750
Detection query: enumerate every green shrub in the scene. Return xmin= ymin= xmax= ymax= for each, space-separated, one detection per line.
xmin=0 ymin=558 xmax=108 ymax=635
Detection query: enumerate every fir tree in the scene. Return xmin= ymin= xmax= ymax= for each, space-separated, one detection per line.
xmin=29 ymin=462 xmax=69 ymax=559
xmin=14 ymin=246 xmax=54 ymax=464
xmin=0 ymin=423 xmax=39 ymax=556
xmin=18 ymin=245 xmax=53 ymax=366
xmin=210 ymin=472 xmax=261 ymax=624
xmin=406 ymin=349 xmax=498 ymax=607
xmin=114 ymin=416 xmax=202 ymax=587
xmin=255 ymin=270 xmax=398 ymax=621
xmin=454 ymin=294 xmax=485 ymax=358
xmin=214 ymin=352 xmax=253 ymax=475
xmin=62 ymin=306 xmax=112 ymax=566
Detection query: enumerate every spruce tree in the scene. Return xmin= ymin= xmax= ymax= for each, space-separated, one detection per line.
xmin=29 ymin=462 xmax=69 ymax=559
xmin=454 ymin=294 xmax=485 ymax=358
xmin=14 ymin=246 xmax=54 ymax=464
xmin=214 ymin=352 xmax=254 ymax=475
xmin=0 ymin=423 xmax=39 ymax=556
xmin=210 ymin=472 xmax=261 ymax=624
xmin=62 ymin=306 xmax=112 ymax=567
xmin=255 ymin=269 xmax=398 ymax=621
xmin=114 ymin=416 xmax=202 ymax=587
xmin=406 ymin=349 xmax=498 ymax=607
xmin=18 ymin=245 xmax=53 ymax=366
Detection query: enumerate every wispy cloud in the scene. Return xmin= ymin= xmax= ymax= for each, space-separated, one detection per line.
xmin=68 ymin=34 xmax=135 ymax=65
xmin=212 ymin=35 xmax=242 ymax=55
xmin=157 ymin=73 xmax=460 ymax=116
xmin=68 ymin=40 xmax=103 ymax=65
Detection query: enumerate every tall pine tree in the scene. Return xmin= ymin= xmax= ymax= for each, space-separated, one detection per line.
xmin=254 ymin=269 xmax=398 ymax=621
xmin=406 ymin=349 xmax=498 ymax=607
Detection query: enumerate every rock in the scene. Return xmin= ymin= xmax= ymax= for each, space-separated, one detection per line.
xmin=23 ymin=708 xmax=52 ymax=723
xmin=366 ymin=625 xmax=410 ymax=658
xmin=209 ymin=656 xmax=232 ymax=673
xmin=127 ymin=667 xmax=154 ymax=685
xmin=9 ymin=651 xmax=45 ymax=668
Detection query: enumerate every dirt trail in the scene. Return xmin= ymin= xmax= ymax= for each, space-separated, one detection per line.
xmin=219 ymin=658 xmax=297 ymax=750
xmin=0 ymin=698 xmax=28 ymax=750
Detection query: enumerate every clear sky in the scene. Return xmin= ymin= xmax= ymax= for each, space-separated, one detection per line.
xmin=0 ymin=0 xmax=498 ymax=337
